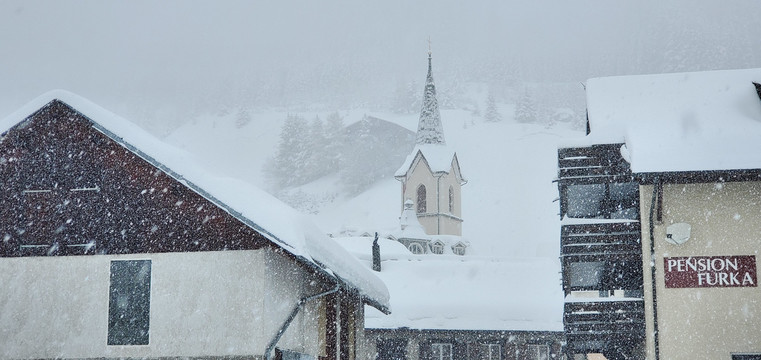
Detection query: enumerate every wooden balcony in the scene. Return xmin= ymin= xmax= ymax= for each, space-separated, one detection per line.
xmin=557 ymin=144 xmax=633 ymax=184
xmin=564 ymin=299 xmax=646 ymax=354
xmin=561 ymin=222 xmax=641 ymax=261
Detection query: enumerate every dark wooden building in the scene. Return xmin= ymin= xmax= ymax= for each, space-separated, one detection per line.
xmin=0 ymin=91 xmax=389 ymax=360
xmin=556 ymin=144 xmax=646 ymax=360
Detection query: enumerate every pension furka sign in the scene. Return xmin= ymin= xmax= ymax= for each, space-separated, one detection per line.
xmin=664 ymin=256 xmax=757 ymax=288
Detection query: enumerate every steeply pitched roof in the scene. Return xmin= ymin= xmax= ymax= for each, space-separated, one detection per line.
xmin=0 ymin=90 xmax=390 ymax=313
xmin=415 ymin=54 xmax=446 ymax=145
xmin=568 ymin=68 xmax=761 ymax=174
xmin=394 ymin=144 xmax=464 ymax=182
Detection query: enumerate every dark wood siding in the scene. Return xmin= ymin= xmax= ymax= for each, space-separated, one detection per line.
xmin=0 ymin=100 xmax=268 ymax=257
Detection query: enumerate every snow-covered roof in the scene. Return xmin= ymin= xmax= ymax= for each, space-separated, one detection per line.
xmin=0 ymin=90 xmax=389 ymax=313
xmin=569 ymin=68 xmax=761 ymax=173
xmin=394 ymin=144 xmax=463 ymax=180
xmin=336 ymin=236 xmax=563 ymax=332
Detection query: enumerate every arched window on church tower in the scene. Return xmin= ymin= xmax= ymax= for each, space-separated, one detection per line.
xmin=448 ymin=186 xmax=454 ymax=213
xmin=417 ymin=184 xmax=427 ymax=213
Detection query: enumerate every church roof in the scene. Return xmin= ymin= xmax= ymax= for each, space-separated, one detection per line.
xmin=415 ymin=53 xmax=446 ymax=145
xmin=394 ymin=144 xmax=463 ymax=182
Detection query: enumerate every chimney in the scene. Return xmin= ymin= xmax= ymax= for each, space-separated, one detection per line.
xmin=372 ymin=232 xmax=381 ymax=272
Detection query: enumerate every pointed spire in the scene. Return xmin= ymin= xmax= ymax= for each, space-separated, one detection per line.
xmin=415 ymin=48 xmax=446 ymax=145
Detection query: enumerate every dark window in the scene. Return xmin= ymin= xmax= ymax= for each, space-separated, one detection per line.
xmin=526 ymin=344 xmax=549 ymax=360
xmin=479 ymin=343 xmax=502 ymax=360
xmin=417 ymin=185 xmax=427 ymax=213
xmin=431 ymin=343 xmax=453 ymax=360
xmin=377 ymin=339 xmax=407 ymax=360
xmin=565 ymin=182 xmax=638 ymax=219
xmin=568 ymin=260 xmax=643 ymax=292
xmin=733 ymin=355 xmax=761 ymax=360
xmin=108 ymin=260 xmax=151 ymax=345
xmin=569 ymin=262 xmax=604 ymax=288
xmin=276 ymin=349 xmax=316 ymax=360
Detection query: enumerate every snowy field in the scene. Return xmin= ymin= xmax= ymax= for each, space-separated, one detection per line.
xmin=166 ymin=105 xmax=584 ymax=260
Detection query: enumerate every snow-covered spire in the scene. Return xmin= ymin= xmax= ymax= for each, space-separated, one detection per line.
xmin=415 ymin=51 xmax=446 ymax=145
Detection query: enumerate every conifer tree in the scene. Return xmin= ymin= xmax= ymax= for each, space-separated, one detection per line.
xmin=264 ymin=114 xmax=310 ymax=188
xmin=235 ymin=107 xmax=251 ymax=128
xmin=484 ymin=92 xmax=502 ymax=122
xmin=305 ymin=115 xmax=329 ymax=180
xmin=323 ymin=112 xmax=345 ymax=174
xmin=515 ymin=88 xmax=538 ymax=124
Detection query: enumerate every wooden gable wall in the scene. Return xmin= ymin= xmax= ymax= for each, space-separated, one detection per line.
xmin=0 ymin=100 xmax=268 ymax=257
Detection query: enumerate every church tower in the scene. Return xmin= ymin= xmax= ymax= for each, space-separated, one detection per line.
xmin=394 ymin=51 xmax=466 ymax=236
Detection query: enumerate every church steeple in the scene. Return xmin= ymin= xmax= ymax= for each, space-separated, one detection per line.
xmin=415 ymin=49 xmax=446 ymax=145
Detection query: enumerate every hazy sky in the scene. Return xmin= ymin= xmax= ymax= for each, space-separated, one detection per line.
xmin=2 ymin=0 xmax=760 ymax=128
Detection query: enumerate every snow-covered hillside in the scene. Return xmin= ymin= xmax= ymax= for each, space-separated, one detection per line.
xmin=166 ymin=105 xmax=584 ymax=259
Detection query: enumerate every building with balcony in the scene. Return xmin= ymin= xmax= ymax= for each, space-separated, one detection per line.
xmin=558 ymin=68 xmax=761 ymax=360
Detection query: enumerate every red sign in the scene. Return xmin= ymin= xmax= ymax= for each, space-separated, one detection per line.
xmin=664 ymin=256 xmax=757 ymax=288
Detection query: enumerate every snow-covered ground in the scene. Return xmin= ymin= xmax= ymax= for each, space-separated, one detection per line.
xmin=166 ymin=106 xmax=584 ymax=259
xmin=165 ymin=96 xmax=584 ymax=331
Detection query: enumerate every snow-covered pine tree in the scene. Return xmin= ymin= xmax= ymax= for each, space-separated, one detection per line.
xmin=515 ymin=87 xmax=537 ymax=124
xmin=305 ymin=115 xmax=330 ymax=181
xmin=323 ymin=111 xmax=345 ymax=174
xmin=264 ymin=114 xmax=310 ymax=189
xmin=484 ymin=91 xmax=502 ymax=122
xmin=235 ymin=107 xmax=251 ymax=128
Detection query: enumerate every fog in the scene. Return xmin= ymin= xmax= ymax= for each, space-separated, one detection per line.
xmin=2 ymin=0 xmax=760 ymax=132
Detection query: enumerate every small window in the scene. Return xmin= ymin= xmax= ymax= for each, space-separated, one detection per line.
xmin=526 ymin=344 xmax=549 ymax=360
xmin=733 ymin=355 xmax=761 ymax=360
xmin=564 ymin=182 xmax=638 ymax=220
xmin=409 ymin=243 xmax=425 ymax=255
xmin=431 ymin=241 xmax=444 ymax=255
xmin=108 ymin=260 xmax=151 ymax=345
xmin=452 ymin=244 xmax=466 ymax=256
xmin=448 ymin=186 xmax=454 ymax=213
xmin=480 ymin=343 xmax=502 ymax=360
xmin=416 ymin=184 xmax=427 ymax=213
xmin=431 ymin=343 xmax=453 ymax=360
xmin=568 ymin=261 xmax=604 ymax=289
xmin=377 ymin=339 xmax=407 ymax=360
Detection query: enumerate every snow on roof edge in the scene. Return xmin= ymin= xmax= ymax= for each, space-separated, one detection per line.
xmin=0 ymin=90 xmax=390 ymax=311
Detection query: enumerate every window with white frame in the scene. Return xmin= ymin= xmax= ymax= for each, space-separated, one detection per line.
xmin=452 ymin=244 xmax=466 ymax=256
xmin=431 ymin=343 xmax=453 ymax=360
xmin=430 ymin=241 xmax=444 ymax=255
xmin=526 ymin=344 xmax=549 ymax=360
xmin=409 ymin=243 xmax=425 ymax=255
xmin=480 ymin=343 xmax=502 ymax=360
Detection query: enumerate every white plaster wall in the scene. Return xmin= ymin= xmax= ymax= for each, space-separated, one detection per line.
xmin=264 ymin=247 xmax=328 ymax=358
xmin=641 ymin=182 xmax=761 ymax=360
xmin=402 ymin=158 xmax=462 ymax=236
xmin=0 ymin=249 xmax=329 ymax=359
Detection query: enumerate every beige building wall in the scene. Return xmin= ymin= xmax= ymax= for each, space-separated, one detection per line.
xmin=401 ymin=155 xmax=463 ymax=236
xmin=640 ymin=181 xmax=761 ymax=360
xmin=0 ymin=249 xmax=333 ymax=359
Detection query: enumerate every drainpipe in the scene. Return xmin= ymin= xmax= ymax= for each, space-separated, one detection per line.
xmin=265 ymin=283 xmax=341 ymax=360
xmin=648 ymin=178 xmax=661 ymax=360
